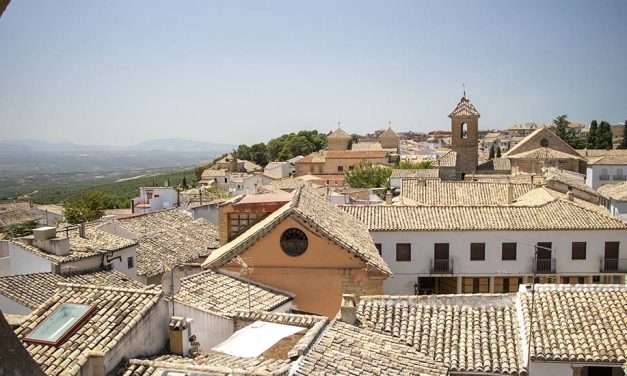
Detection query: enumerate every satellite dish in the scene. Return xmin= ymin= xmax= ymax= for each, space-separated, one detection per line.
xmin=161 ymin=268 xmax=182 ymax=296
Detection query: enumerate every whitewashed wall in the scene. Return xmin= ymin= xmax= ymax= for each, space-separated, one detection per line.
xmin=371 ymin=230 xmax=626 ymax=295
xmin=173 ymin=301 xmax=234 ymax=350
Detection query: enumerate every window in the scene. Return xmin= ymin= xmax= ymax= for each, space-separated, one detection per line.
xmin=396 ymin=243 xmax=411 ymax=262
xmin=605 ymin=241 xmax=620 ymax=259
xmin=502 ymin=243 xmax=517 ymax=260
xmin=571 ymin=242 xmax=587 ymax=260
xmin=280 ymin=228 xmax=308 ymax=257
xmin=375 ymin=243 xmax=382 ymax=256
xmin=337 ymin=165 xmax=344 ymax=172
xmin=24 ymin=303 xmax=96 ymax=346
xmin=434 ymin=243 xmax=449 ymax=260
xmin=228 ymin=212 xmax=266 ymax=241
xmin=127 ymin=257 xmax=134 ymax=269
xmin=460 ymin=122 xmax=468 ymax=138
xmin=536 ymin=242 xmax=552 ymax=259
xmin=470 ymin=243 xmax=485 ymax=261
xmin=592 ymin=275 xmax=601 ymax=283
xmin=224 ymin=178 xmax=228 ymax=183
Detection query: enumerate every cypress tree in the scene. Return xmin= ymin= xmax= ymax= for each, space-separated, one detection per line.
xmin=553 ymin=114 xmax=570 ymax=142
xmin=598 ymin=121 xmax=613 ymax=149
xmin=587 ymin=120 xmax=598 ymax=149
xmin=496 ymin=145 xmax=502 ymax=158
xmin=488 ymin=143 xmax=495 ymax=160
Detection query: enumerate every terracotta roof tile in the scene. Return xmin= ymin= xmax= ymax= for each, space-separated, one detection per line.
xmin=449 ymin=96 xmax=480 ymax=118
xmin=400 ymin=180 xmax=535 ymax=206
xmin=357 ymin=294 xmax=524 ymax=375
xmin=294 ymin=320 xmax=449 ymax=376
xmin=117 ymin=209 xmax=219 ymax=278
xmin=342 ymin=199 xmax=627 ymax=231
xmin=520 ymin=285 xmax=627 ymax=364
xmin=0 ymin=269 xmax=146 ymax=310
xmin=391 ymin=168 xmax=440 ymax=179
xmin=11 ymin=226 xmax=137 ymax=264
xmin=15 ymin=284 xmax=162 ymax=376
xmin=174 ymin=271 xmax=292 ymax=316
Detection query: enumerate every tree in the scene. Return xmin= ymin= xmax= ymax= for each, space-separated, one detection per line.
xmin=344 ymin=161 xmax=392 ymax=189
xmin=395 ymin=160 xmax=432 ymax=169
xmin=553 ymin=114 xmax=569 ymax=139
xmin=597 ymin=121 xmax=613 ymax=149
xmin=63 ymin=191 xmax=107 ymax=224
xmin=587 ymin=120 xmax=598 ymax=149
xmin=182 ymin=176 xmax=188 ymax=189
xmin=488 ymin=143 xmax=495 ymax=160
xmin=237 ymin=144 xmax=252 ymax=161
xmin=249 ymin=143 xmax=269 ymax=166
xmin=620 ymin=122 xmax=627 ymax=149
xmin=5 ymin=220 xmax=39 ymax=238
xmin=496 ymin=145 xmax=502 ymax=158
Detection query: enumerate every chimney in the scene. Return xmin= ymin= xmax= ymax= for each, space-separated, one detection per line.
xmin=340 ymin=294 xmax=357 ymax=325
xmin=420 ymin=179 xmax=426 ymax=187
xmin=385 ymin=191 xmax=393 ymax=205
xmin=566 ymin=189 xmax=574 ymax=201
xmin=507 ymin=184 xmax=514 ymax=204
xmin=31 ymin=227 xmax=70 ymax=256
xmin=169 ymin=316 xmax=193 ymax=356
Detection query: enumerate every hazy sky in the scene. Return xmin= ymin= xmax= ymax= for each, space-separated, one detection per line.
xmin=0 ymin=1 xmax=626 ymax=146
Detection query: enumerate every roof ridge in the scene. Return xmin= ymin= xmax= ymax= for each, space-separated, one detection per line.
xmin=57 ymin=282 xmax=160 ymax=295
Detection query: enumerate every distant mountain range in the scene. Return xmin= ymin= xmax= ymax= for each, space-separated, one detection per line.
xmin=0 ymin=138 xmax=235 ymax=152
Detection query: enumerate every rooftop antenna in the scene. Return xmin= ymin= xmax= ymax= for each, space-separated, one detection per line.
xmin=462 ymin=83 xmax=466 ymax=97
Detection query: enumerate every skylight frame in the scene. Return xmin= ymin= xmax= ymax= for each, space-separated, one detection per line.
xmin=23 ymin=303 xmax=97 ymax=346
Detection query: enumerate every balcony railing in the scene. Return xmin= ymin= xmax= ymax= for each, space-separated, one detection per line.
xmin=533 ymin=258 xmax=556 ymax=274
xmin=613 ymin=175 xmax=627 ymax=181
xmin=599 ymin=175 xmax=611 ymax=181
xmin=430 ymin=258 xmax=453 ymax=274
xmin=600 ymin=258 xmax=627 ymax=273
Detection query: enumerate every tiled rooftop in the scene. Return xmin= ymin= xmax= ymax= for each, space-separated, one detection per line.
xmin=203 ymin=186 xmax=391 ymax=275
xmin=0 ymin=269 xmax=146 ymax=310
xmin=598 ymin=181 xmax=627 ymax=201
xmin=15 ymin=283 xmax=162 ymax=375
xmin=400 ymin=179 xmax=535 ymax=206
xmin=520 ymin=284 xmax=627 ymax=364
xmin=174 ymin=270 xmax=293 ymax=316
xmin=294 ymin=320 xmax=449 ymax=376
xmin=391 ymin=168 xmax=440 ymax=179
xmin=116 ymin=209 xmax=219 ymax=278
xmin=120 ymin=353 xmax=292 ymax=376
xmin=477 ymin=158 xmax=512 ymax=172
xmin=12 ymin=225 xmax=137 ymax=264
xmin=434 ymin=151 xmax=457 ymax=167
xmin=342 ymin=198 xmax=627 ymax=231
xmin=357 ymin=294 xmax=525 ymax=375
xmin=327 ymin=127 xmax=351 ymax=139
xmin=449 ymin=95 xmax=480 ymax=118
xmin=544 ymin=167 xmax=598 ymax=196
xmin=508 ymin=147 xmax=584 ymax=160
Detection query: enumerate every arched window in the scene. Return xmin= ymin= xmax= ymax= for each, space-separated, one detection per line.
xmin=461 ymin=122 xmax=468 ymax=138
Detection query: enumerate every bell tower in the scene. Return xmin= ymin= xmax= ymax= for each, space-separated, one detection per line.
xmin=449 ymin=91 xmax=480 ymax=174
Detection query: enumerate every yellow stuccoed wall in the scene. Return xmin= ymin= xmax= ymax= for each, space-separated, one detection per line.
xmin=223 ymin=216 xmax=385 ymax=318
